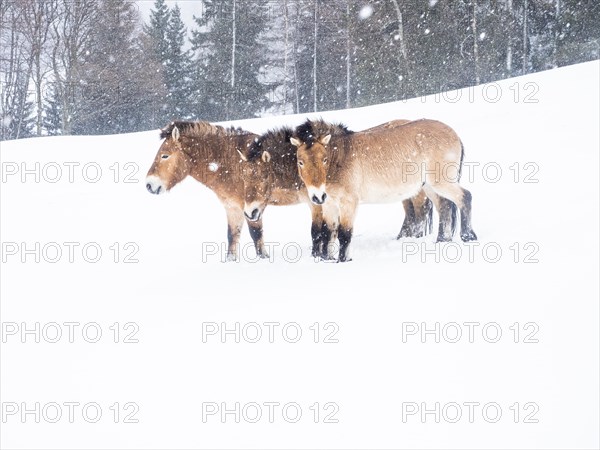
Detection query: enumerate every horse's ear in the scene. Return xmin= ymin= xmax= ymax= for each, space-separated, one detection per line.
xmin=237 ymin=149 xmax=248 ymax=162
xmin=172 ymin=126 xmax=180 ymax=142
xmin=261 ymin=151 xmax=271 ymax=163
xmin=320 ymin=134 xmax=331 ymax=145
xmin=290 ymin=137 xmax=303 ymax=147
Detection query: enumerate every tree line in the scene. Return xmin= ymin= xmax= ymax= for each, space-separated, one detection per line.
xmin=1 ymin=0 xmax=598 ymax=140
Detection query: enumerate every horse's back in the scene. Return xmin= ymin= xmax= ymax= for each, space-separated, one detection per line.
xmin=373 ymin=118 xmax=459 ymax=140
xmin=338 ymin=119 xmax=462 ymax=201
xmin=354 ymin=119 xmax=461 ymax=159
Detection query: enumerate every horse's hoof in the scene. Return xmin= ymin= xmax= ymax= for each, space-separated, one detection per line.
xmin=315 ymin=253 xmax=336 ymax=262
xmin=316 ymin=250 xmax=332 ymax=260
xmin=436 ymin=236 xmax=453 ymax=243
xmin=337 ymin=252 xmax=352 ymax=263
xmin=321 ymin=256 xmax=337 ymax=262
xmin=461 ymin=231 xmax=478 ymax=242
xmin=226 ymin=253 xmax=238 ymax=262
xmin=258 ymin=252 xmax=270 ymax=259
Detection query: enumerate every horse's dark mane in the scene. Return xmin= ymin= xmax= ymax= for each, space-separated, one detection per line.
xmin=160 ymin=121 xmax=249 ymax=140
xmin=247 ymin=126 xmax=304 ymax=187
xmin=295 ymin=119 xmax=353 ymax=148
xmin=247 ymin=127 xmax=295 ymax=161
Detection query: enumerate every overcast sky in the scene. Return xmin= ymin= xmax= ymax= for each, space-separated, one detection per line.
xmin=135 ymin=1 xmax=206 ymax=29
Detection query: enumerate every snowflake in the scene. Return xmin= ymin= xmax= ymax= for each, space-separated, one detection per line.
xmin=358 ymin=5 xmax=374 ymax=20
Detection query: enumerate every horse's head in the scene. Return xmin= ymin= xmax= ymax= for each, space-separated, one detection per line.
xmin=146 ymin=125 xmax=192 ymax=195
xmin=290 ymin=134 xmax=331 ymax=205
xmin=238 ymin=144 xmax=272 ymax=222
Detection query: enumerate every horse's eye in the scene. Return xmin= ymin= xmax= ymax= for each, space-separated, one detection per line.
xmin=161 ymin=154 xmax=170 ymax=160
xmin=323 ymin=158 xmax=328 ymax=164
xmin=298 ymin=161 xmax=304 ymax=168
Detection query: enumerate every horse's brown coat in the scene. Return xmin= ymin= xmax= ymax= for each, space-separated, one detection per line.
xmin=240 ymin=120 xmax=433 ymax=259
xmin=292 ymin=118 xmax=477 ymax=261
xmin=145 ymin=121 xmax=267 ymax=259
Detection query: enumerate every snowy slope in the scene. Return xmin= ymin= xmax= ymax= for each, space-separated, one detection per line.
xmin=1 ymin=61 xmax=598 ymax=449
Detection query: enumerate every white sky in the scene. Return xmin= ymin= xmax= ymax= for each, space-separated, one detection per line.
xmin=135 ymin=1 xmax=206 ymax=29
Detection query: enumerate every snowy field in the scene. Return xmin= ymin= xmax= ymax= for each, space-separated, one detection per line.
xmin=1 ymin=61 xmax=598 ymax=449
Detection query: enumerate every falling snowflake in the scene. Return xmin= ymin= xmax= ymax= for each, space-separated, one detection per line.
xmin=479 ymin=32 xmax=486 ymax=41
xmin=358 ymin=5 xmax=373 ymax=20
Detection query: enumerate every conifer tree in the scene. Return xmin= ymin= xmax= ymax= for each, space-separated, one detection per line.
xmin=43 ymin=83 xmax=62 ymax=136
xmin=74 ymin=0 xmax=161 ymax=134
xmin=190 ymin=0 xmax=271 ymax=121
xmin=165 ymin=4 xmax=194 ymax=119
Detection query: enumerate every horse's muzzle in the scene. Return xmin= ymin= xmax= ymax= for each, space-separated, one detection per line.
xmin=244 ymin=208 xmax=261 ymax=222
xmin=311 ymin=192 xmax=327 ymax=205
xmin=146 ymin=183 xmax=162 ymax=195
xmin=145 ymin=176 xmax=165 ymax=195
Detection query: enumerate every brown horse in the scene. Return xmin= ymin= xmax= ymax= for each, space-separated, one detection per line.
xmin=291 ymin=118 xmax=477 ymax=262
xmin=239 ymin=120 xmax=433 ymax=259
xmin=237 ymin=126 xmax=327 ymax=258
xmin=145 ymin=121 xmax=273 ymax=260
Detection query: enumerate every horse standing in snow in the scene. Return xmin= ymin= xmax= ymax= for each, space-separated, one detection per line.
xmin=239 ymin=120 xmax=434 ymax=259
xmin=291 ymin=118 xmax=477 ymax=262
xmin=145 ymin=121 xmax=322 ymax=260
xmin=237 ymin=126 xmax=325 ymax=258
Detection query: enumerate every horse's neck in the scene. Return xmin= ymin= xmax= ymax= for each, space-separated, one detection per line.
xmin=182 ymin=134 xmax=246 ymax=189
xmin=329 ymin=137 xmax=351 ymax=181
xmin=186 ymin=134 xmax=242 ymax=164
xmin=271 ymin=150 xmax=302 ymax=188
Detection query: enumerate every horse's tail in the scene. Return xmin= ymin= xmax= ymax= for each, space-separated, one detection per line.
xmin=458 ymin=140 xmax=465 ymax=182
xmin=424 ymin=196 xmax=434 ymax=236
xmin=450 ymin=201 xmax=458 ymax=237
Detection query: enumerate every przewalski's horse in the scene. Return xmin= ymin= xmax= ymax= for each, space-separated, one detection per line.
xmin=237 ymin=126 xmax=326 ymax=258
xmin=291 ymin=118 xmax=477 ymax=262
xmin=239 ymin=120 xmax=433 ymax=259
xmin=145 ymin=121 xmax=271 ymax=260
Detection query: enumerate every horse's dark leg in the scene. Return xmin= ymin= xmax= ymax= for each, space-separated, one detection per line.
xmin=310 ymin=204 xmax=324 ymax=258
xmin=436 ymin=197 xmax=457 ymax=242
xmin=422 ymin=196 xmax=434 ymax=236
xmin=224 ymin=206 xmax=244 ymax=261
xmin=411 ymin=190 xmax=433 ymax=238
xmin=426 ymin=184 xmax=477 ymax=242
xmin=398 ymin=190 xmax=433 ymax=239
xmin=337 ymin=197 xmax=358 ymax=262
xmin=422 ymin=188 xmax=454 ymax=242
xmin=397 ymin=199 xmax=416 ymax=239
xmin=412 ymin=190 xmax=433 ymax=238
xmin=309 ymin=203 xmax=338 ymax=260
xmin=311 ymin=223 xmax=322 ymax=258
xmin=337 ymin=226 xmax=353 ymax=263
xmin=247 ymin=217 xmax=269 ymax=258
xmin=459 ymin=188 xmax=477 ymax=242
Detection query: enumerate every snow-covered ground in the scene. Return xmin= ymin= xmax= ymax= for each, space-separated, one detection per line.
xmin=1 ymin=61 xmax=598 ymax=449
